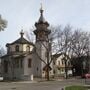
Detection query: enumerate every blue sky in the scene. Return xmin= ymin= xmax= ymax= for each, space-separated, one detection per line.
xmin=0 ymin=0 xmax=90 ymax=49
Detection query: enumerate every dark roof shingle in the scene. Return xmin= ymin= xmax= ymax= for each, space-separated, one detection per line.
xmin=6 ymin=37 xmax=34 ymax=46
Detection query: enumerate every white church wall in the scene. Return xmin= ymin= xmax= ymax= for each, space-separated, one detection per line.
xmin=23 ymin=54 xmax=33 ymax=80
xmin=7 ymin=44 xmax=34 ymax=53
xmin=23 ymin=44 xmax=34 ymax=52
xmin=14 ymin=68 xmax=23 ymax=79
xmin=32 ymin=50 xmax=42 ymax=77
xmin=8 ymin=44 xmax=23 ymax=52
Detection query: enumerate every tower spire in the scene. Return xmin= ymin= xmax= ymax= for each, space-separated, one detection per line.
xmin=38 ymin=3 xmax=45 ymax=23
xmin=34 ymin=2 xmax=49 ymax=30
xmin=40 ymin=3 xmax=43 ymax=15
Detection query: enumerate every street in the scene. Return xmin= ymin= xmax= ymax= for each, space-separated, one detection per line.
xmin=0 ymin=79 xmax=86 ymax=90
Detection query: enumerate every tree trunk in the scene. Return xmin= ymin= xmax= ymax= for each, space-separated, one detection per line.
xmin=46 ymin=42 xmax=50 ymax=81
xmin=65 ymin=60 xmax=68 ymax=79
xmin=47 ymin=64 xmax=49 ymax=81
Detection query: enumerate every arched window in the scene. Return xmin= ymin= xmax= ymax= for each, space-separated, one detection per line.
xmin=58 ymin=61 xmax=60 ymax=65
xmin=67 ymin=61 xmax=70 ymax=66
xmin=26 ymin=46 xmax=30 ymax=52
xmin=7 ymin=46 xmax=10 ymax=53
xmin=28 ymin=59 xmax=32 ymax=68
xmin=4 ymin=60 xmax=8 ymax=73
xmin=62 ymin=60 xmax=64 ymax=65
xmin=15 ymin=45 xmax=19 ymax=52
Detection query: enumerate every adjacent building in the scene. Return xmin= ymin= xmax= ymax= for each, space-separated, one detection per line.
xmin=53 ymin=53 xmax=72 ymax=77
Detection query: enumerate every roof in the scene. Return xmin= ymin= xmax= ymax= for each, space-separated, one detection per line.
xmin=6 ymin=37 xmax=34 ymax=46
xmin=52 ymin=53 xmax=62 ymax=59
xmin=1 ymin=51 xmax=33 ymax=59
xmin=6 ymin=30 xmax=34 ymax=46
xmin=38 ymin=13 xmax=45 ymax=23
xmin=38 ymin=5 xmax=45 ymax=23
xmin=35 ymin=6 xmax=49 ymax=27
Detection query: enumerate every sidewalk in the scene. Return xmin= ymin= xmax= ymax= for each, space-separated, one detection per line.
xmin=33 ymin=77 xmax=64 ymax=82
xmin=3 ymin=77 xmax=86 ymax=84
xmin=12 ymin=80 xmax=38 ymax=83
xmin=12 ymin=77 xmax=64 ymax=83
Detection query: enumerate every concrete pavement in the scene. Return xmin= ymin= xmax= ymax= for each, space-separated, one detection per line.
xmin=0 ymin=78 xmax=88 ymax=90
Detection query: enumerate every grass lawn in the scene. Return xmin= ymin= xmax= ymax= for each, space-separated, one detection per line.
xmin=65 ymin=85 xmax=87 ymax=90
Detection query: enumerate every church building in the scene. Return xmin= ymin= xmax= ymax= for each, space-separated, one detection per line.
xmin=1 ymin=6 xmax=53 ymax=80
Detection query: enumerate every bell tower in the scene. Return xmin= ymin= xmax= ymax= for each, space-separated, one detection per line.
xmin=33 ymin=5 xmax=52 ymax=77
xmin=34 ymin=4 xmax=51 ymax=41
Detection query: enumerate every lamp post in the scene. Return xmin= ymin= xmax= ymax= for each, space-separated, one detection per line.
xmin=82 ymin=60 xmax=86 ymax=75
xmin=63 ymin=57 xmax=68 ymax=79
xmin=73 ymin=68 xmax=76 ymax=76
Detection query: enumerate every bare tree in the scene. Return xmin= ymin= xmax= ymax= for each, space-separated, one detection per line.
xmin=71 ymin=30 xmax=90 ymax=75
xmin=26 ymin=24 xmax=90 ymax=79
xmin=0 ymin=15 xmax=7 ymax=31
xmin=0 ymin=47 xmax=6 ymax=57
xmin=24 ymin=27 xmax=35 ymax=43
xmin=51 ymin=25 xmax=73 ymax=78
xmin=71 ymin=30 xmax=90 ymax=57
xmin=50 ymin=25 xmax=90 ymax=78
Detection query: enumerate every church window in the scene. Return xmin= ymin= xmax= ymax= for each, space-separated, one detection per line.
xmin=28 ymin=59 xmax=32 ymax=68
xmin=37 ymin=67 xmax=38 ymax=71
xmin=15 ymin=45 xmax=19 ymax=52
xmin=58 ymin=68 xmax=60 ymax=70
xmin=53 ymin=61 xmax=55 ymax=65
xmin=15 ymin=59 xmax=19 ymax=68
xmin=67 ymin=61 xmax=70 ymax=66
xmin=20 ymin=59 xmax=23 ymax=68
xmin=4 ymin=60 xmax=8 ymax=73
xmin=61 ymin=68 xmax=64 ymax=72
xmin=53 ymin=70 xmax=55 ymax=74
xmin=26 ymin=46 xmax=30 ymax=52
xmin=7 ymin=47 xmax=10 ymax=53
xmin=62 ymin=60 xmax=64 ymax=65
xmin=58 ymin=61 xmax=60 ymax=65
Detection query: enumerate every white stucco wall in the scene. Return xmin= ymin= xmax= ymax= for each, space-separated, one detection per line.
xmin=34 ymin=41 xmax=54 ymax=77
xmin=55 ymin=56 xmax=64 ymax=66
xmin=8 ymin=44 xmax=23 ymax=52
xmin=23 ymin=44 xmax=34 ymax=52
xmin=7 ymin=43 xmax=34 ymax=52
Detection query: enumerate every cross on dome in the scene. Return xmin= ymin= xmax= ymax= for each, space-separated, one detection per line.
xmin=20 ymin=29 xmax=24 ymax=38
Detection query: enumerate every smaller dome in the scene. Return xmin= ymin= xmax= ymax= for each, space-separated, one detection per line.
xmin=38 ymin=5 xmax=46 ymax=23
xmin=35 ymin=5 xmax=49 ymax=29
xmin=38 ymin=14 xmax=45 ymax=23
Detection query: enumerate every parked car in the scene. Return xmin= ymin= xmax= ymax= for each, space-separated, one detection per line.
xmin=81 ymin=73 xmax=90 ymax=78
